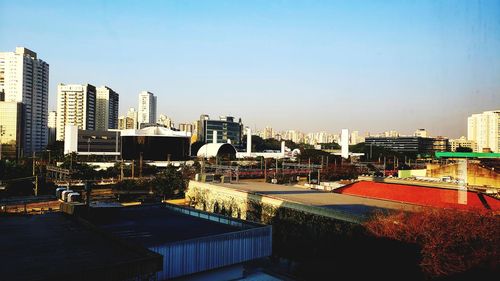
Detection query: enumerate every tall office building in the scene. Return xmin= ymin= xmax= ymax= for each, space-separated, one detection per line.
xmin=197 ymin=115 xmax=243 ymax=144
xmin=0 ymin=101 xmax=23 ymax=159
xmin=467 ymin=110 xmax=500 ymax=152
xmin=138 ymin=91 xmax=157 ymax=125
xmin=96 ymin=86 xmax=119 ymax=131
xmin=263 ymin=126 xmax=274 ymax=139
xmin=0 ymin=47 xmax=49 ymax=155
xmin=47 ymin=111 xmax=57 ymax=146
xmin=56 ymin=84 xmax=96 ymax=141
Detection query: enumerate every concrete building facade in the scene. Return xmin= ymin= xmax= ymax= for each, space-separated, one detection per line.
xmin=0 ymin=101 xmax=23 ymax=159
xmin=450 ymin=136 xmax=478 ymax=152
xmin=95 ymin=86 xmax=119 ymax=131
xmin=467 ymin=110 xmax=500 ymax=152
xmin=56 ymin=84 xmax=96 ymax=141
xmin=138 ymin=91 xmax=157 ymax=125
xmin=157 ymin=113 xmax=172 ymax=128
xmin=0 ymin=47 xmax=49 ymax=154
xmin=48 ymin=110 xmax=57 ymax=146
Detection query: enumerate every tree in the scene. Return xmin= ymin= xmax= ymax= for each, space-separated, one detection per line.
xmin=152 ymin=166 xmax=186 ymax=200
xmin=456 ymin=146 xmax=473 ymax=153
xmin=364 ymin=209 xmax=500 ymax=278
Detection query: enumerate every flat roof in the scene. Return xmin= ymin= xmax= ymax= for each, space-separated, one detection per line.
xmin=0 ymin=213 xmax=162 ymax=281
xmin=338 ymin=181 xmax=500 ymax=211
xmin=215 ymin=181 xmax=420 ymax=218
xmin=88 ymin=205 xmax=242 ymax=247
xmin=435 ymin=152 xmax=500 ymax=159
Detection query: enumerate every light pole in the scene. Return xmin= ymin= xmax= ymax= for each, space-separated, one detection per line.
xmin=0 ymin=125 xmax=5 ymax=160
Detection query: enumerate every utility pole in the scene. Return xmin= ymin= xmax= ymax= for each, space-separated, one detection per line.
xmin=31 ymin=151 xmax=38 ymax=196
xmin=275 ymin=158 xmax=278 ymax=179
xmin=120 ymin=159 xmax=124 ymax=180
xmin=308 ymin=158 xmax=311 ymax=184
xmin=34 ymin=175 xmax=38 ymax=197
xmin=131 ymin=160 xmax=135 ymax=179
xmin=317 ymin=169 xmax=320 ymax=185
xmin=264 ymin=160 xmax=267 ymax=180
xmin=139 ymin=152 xmax=143 ymax=178
xmin=32 ymin=151 xmax=36 ymax=176
xmin=0 ymin=125 xmax=4 ymax=160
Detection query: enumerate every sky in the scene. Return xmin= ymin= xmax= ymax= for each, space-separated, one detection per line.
xmin=1 ymin=0 xmax=499 ymax=138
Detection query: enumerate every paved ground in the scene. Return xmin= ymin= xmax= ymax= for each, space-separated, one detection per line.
xmin=218 ymin=181 xmax=420 ymax=217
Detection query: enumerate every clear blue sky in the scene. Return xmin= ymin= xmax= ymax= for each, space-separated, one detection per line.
xmin=1 ymin=0 xmax=499 ymax=138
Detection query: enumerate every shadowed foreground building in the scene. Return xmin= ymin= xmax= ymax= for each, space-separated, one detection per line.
xmin=1 ymin=203 xmax=272 ymax=281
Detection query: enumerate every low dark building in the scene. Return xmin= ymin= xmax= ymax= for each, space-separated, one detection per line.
xmin=0 ymin=213 xmax=162 ymax=281
xmin=121 ymin=126 xmax=191 ymax=161
xmin=365 ymin=136 xmax=439 ymax=155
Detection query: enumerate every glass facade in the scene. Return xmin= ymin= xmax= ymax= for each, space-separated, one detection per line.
xmin=365 ymin=136 xmax=437 ymax=155
xmin=198 ymin=115 xmax=243 ymax=145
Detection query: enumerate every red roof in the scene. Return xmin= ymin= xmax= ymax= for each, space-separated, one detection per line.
xmin=337 ymin=181 xmax=500 ymax=211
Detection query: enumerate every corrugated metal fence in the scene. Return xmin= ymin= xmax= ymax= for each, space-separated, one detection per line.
xmin=151 ymin=204 xmax=272 ymax=280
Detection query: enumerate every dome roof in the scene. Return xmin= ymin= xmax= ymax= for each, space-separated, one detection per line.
xmin=197 ymin=143 xmax=237 ymax=158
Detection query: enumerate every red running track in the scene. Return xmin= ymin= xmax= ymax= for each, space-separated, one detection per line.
xmin=337 ymin=181 xmax=500 ymax=211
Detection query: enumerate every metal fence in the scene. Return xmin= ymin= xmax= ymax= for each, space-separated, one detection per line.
xmin=151 ymin=204 xmax=272 ymax=280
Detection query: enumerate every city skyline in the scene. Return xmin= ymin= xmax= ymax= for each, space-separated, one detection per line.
xmin=1 ymin=1 xmax=499 ymax=138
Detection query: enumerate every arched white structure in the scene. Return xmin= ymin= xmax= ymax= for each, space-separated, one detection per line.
xmin=197 ymin=143 xmax=237 ymax=158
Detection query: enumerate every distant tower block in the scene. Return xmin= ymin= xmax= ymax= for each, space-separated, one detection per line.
xmin=341 ymin=129 xmax=349 ymax=159
xmin=246 ymin=128 xmax=252 ymax=156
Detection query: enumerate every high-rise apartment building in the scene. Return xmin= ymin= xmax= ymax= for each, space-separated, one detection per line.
xmin=263 ymin=126 xmax=274 ymax=139
xmin=178 ymin=123 xmax=194 ymax=134
xmin=0 ymin=47 xmax=49 ymax=154
xmin=467 ymin=110 xmax=500 ymax=152
xmin=138 ymin=91 xmax=157 ymax=125
xmin=47 ymin=111 xmax=57 ymax=146
xmin=0 ymin=101 xmax=23 ymax=159
xmin=450 ymin=136 xmax=477 ymax=152
xmin=95 ymin=86 xmax=119 ymax=131
xmin=157 ymin=114 xmax=173 ymax=128
xmin=56 ymin=84 xmax=96 ymax=141
xmin=414 ymin=129 xmax=429 ymax=138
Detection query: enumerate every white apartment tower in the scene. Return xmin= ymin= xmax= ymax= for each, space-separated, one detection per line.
xmin=0 ymin=47 xmax=49 ymax=155
xmin=47 ymin=111 xmax=57 ymax=146
xmin=96 ymin=86 xmax=119 ymax=131
xmin=56 ymin=84 xmax=96 ymax=141
xmin=138 ymin=91 xmax=157 ymax=125
xmin=467 ymin=110 xmax=500 ymax=152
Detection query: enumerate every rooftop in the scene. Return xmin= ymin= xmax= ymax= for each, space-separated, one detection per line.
xmin=0 ymin=213 xmax=162 ymax=281
xmin=337 ymin=181 xmax=500 ymax=211
xmin=214 ymin=180 xmax=419 ymax=220
xmin=121 ymin=126 xmax=190 ymax=137
xmin=88 ymin=204 xmax=243 ymax=247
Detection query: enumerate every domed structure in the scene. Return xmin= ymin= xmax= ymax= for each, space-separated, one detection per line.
xmin=197 ymin=143 xmax=237 ymax=159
